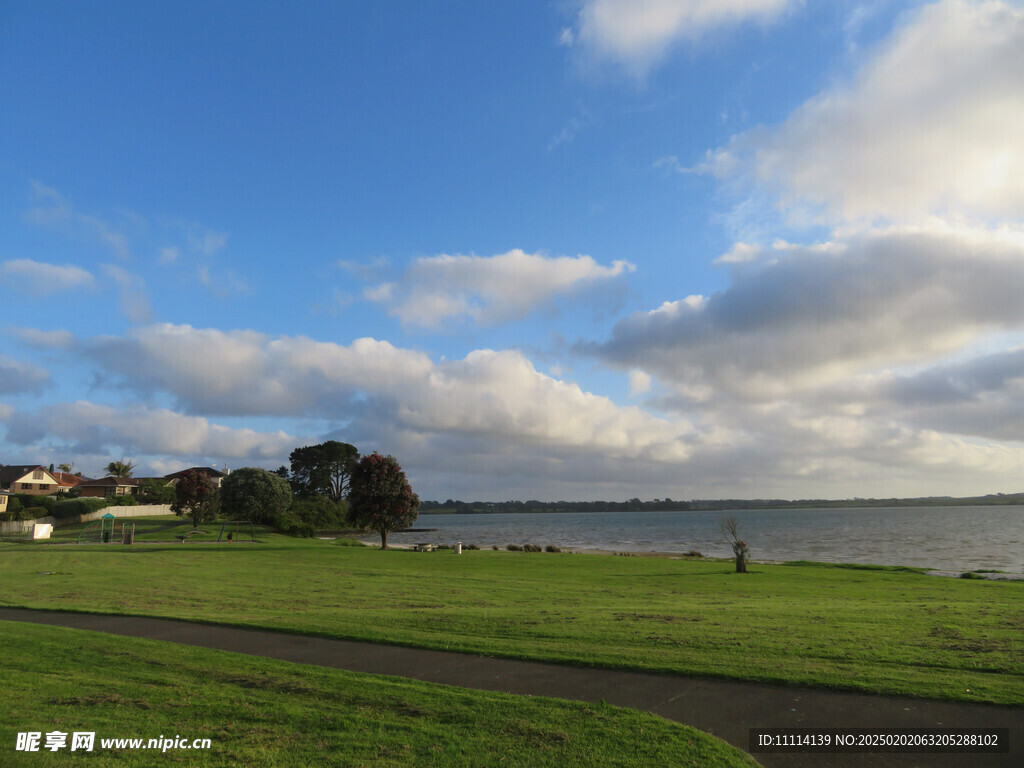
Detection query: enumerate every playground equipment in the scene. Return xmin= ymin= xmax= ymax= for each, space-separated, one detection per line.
xmin=77 ymin=513 xmax=135 ymax=544
xmin=217 ymin=520 xmax=257 ymax=543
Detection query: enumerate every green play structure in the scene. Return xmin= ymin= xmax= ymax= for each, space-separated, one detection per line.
xmin=78 ymin=512 xmax=135 ymax=544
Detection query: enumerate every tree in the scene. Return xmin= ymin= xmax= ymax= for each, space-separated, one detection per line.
xmin=171 ymin=470 xmax=219 ymax=528
xmin=105 ymin=458 xmax=136 ymax=478
xmin=220 ymin=467 xmax=292 ymax=524
xmin=721 ymin=517 xmax=750 ymax=573
xmin=138 ymin=478 xmax=176 ymax=505
xmin=58 ymin=462 xmax=74 ymax=474
xmin=288 ymin=441 xmax=359 ymax=502
xmin=347 ymin=452 xmax=419 ymax=550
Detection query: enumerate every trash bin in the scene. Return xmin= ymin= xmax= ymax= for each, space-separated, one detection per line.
xmin=454 ymin=542 xmax=462 ymax=555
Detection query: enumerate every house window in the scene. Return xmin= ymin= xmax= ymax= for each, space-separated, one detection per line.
xmin=22 ymin=483 xmax=33 ymax=490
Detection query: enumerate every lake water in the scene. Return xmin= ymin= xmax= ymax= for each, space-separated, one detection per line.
xmin=388 ymin=506 xmax=1024 ymax=573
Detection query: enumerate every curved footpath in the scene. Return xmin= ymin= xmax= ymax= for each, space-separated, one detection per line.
xmin=1 ymin=607 xmax=1019 ymax=768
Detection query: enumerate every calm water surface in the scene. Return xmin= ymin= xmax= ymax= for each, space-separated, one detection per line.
xmin=388 ymin=506 xmax=1024 ymax=573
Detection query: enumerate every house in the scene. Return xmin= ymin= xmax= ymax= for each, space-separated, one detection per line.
xmin=77 ymin=477 xmax=147 ymax=499
xmin=0 ymin=492 xmax=9 ymax=514
xmin=164 ymin=467 xmax=228 ymax=489
xmin=53 ymin=472 xmax=89 ymax=494
xmin=0 ymin=465 xmax=61 ymax=496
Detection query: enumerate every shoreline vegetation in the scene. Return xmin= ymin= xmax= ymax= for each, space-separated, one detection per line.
xmin=419 ymin=491 xmax=1024 ymax=514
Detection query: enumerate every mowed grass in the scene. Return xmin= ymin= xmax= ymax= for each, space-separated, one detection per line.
xmin=40 ymin=516 xmax=271 ymax=544
xmin=0 ymin=621 xmax=758 ymax=768
xmin=1 ymin=537 xmax=1022 ymax=704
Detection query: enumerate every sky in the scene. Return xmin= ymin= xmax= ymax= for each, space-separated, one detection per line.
xmin=2 ymin=0 xmax=1024 ymax=502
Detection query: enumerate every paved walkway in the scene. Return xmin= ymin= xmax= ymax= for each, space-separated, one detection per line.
xmin=1 ymin=607 xmax=1019 ymax=768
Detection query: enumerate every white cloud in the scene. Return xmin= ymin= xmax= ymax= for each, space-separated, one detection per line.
xmin=629 ymin=370 xmax=653 ymax=395
xmin=705 ymin=0 xmax=1024 ymax=225
xmin=367 ymin=249 xmax=635 ymax=328
xmin=5 ymin=400 xmax=299 ymax=460
xmin=0 ymin=259 xmax=95 ymax=295
xmin=592 ymin=226 xmax=1024 ymax=402
xmin=81 ymin=323 xmax=694 ymax=464
xmin=569 ymin=0 xmax=799 ymax=77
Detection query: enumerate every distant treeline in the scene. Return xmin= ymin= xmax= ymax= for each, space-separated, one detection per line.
xmin=420 ymin=492 xmax=1024 ymax=514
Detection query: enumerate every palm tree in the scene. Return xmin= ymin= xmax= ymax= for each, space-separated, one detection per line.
xmin=105 ymin=458 xmax=137 ymax=478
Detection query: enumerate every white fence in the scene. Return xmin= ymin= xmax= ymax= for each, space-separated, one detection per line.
xmin=0 ymin=504 xmax=175 ymax=536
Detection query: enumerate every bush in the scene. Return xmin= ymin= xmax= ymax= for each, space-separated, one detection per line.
xmin=221 ymin=468 xmax=292 ymax=524
xmin=274 ymin=513 xmax=315 ymax=538
xmin=545 ymin=545 xmax=561 ymax=553
xmin=523 ymin=544 xmax=542 ymax=553
xmin=506 ymin=544 xmax=522 ymax=551
xmin=112 ymin=495 xmax=139 ymax=506
xmin=24 ymin=506 xmax=49 ymax=519
xmin=289 ymin=495 xmax=349 ymax=529
xmin=14 ymin=494 xmax=54 ymax=514
xmin=51 ymin=498 xmax=110 ymax=520
xmin=465 ymin=543 xmax=480 ymax=550
xmin=959 ymin=571 xmax=987 ymax=580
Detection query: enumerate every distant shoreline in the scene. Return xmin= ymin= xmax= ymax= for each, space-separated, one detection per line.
xmin=420 ymin=493 xmax=1024 ymax=515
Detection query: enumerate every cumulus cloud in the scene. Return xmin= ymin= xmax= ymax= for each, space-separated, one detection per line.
xmin=568 ymin=0 xmax=798 ymax=76
xmin=590 ymin=227 xmax=1024 ymax=402
xmin=4 ymin=400 xmax=298 ymax=459
xmin=0 ymin=259 xmax=95 ymax=296
xmin=366 ymin=249 xmax=635 ymax=328
xmin=703 ymin=0 xmax=1024 ymax=225
xmin=81 ymin=323 xmax=693 ymax=464
xmin=0 ymin=355 xmax=50 ymax=394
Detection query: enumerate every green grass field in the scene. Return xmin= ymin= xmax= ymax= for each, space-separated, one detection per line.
xmin=0 ymin=621 xmax=758 ymax=767
xmin=1 ymin=527 xmax=1021 ymax=705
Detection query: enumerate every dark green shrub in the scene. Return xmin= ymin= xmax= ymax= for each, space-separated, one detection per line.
xmin=51 ymin=498 xmax=110 ymax=520
xmin=523 ymin=544 xmax=542 ymax=553
xmin=14 ymin=494 xmax=54 ymax=514
xmin=545 ymin=545 xmax=561 ymax=553
xmin=24 ymin=506 xmax=49 ymax=519
xmin=289 ymin=495 xmax=348 ymax=529
xmin=112 ymin=495 xmax=139 ymax=506
xmin=274 ymin=513 xmax=315 ymax=538
xmin=507 ymin=544 xmax=522 ymax=551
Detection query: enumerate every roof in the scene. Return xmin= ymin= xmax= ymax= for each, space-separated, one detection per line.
xmin=77 ymin=477 xmax=146 ymax=487
xmin=0 ymin=465 xmax=46 ymax=483
xmin=164 ymin=467 xmax=227 ymax=480
xmin=53 ymin=472 xmax=89 ymax=487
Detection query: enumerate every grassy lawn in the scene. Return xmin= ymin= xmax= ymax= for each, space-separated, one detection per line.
xmin=1 ymin=535 xmax=1022 ymax=704
xmin=0 ymin=621 xmax=758 ymax=767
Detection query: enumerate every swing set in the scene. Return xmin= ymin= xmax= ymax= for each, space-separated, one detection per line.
xmin=217 ymin=520 xmax=257 ymax=543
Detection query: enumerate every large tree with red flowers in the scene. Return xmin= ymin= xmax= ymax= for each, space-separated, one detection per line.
xmin=346 ymin=452 xmax=419 ymax=550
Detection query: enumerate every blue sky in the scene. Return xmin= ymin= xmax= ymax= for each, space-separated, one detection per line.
xmin=3 ymin=0 xmax=1024 ymax=501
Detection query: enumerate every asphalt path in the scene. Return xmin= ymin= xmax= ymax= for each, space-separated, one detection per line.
xmin=1 ymin=607 xmax=1019 ymax=768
